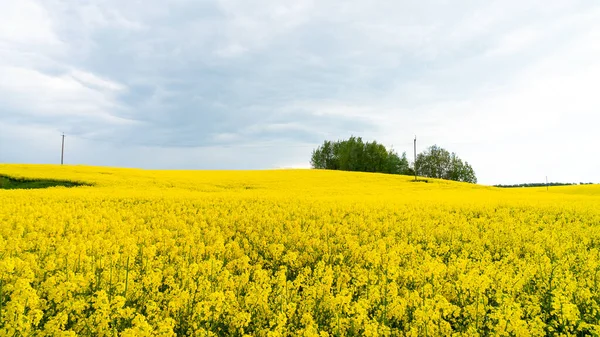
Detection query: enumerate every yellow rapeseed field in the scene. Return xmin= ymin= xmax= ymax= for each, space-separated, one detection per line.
xmin=1 ymin=164 xmax=599 ymax=336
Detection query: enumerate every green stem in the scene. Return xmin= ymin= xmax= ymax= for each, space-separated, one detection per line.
xmin=475 ymin=291 xmax=480 ymax=331
xmin=124 ymin=256 xmax=130 ymax=299
xmin=65 ymin=256 xmax=69 ymax=282
xmin=109 ymin=260 xmax=113 ymax=302
xmin=0 ymin=279 xmax=3 ymax=323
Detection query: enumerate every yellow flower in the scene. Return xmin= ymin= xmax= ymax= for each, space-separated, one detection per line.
xmin=1 ymin=164 xmax=600 ymax=335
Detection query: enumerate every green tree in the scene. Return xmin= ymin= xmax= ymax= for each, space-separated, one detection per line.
xmin=415 ymin=145 xmax=477 ymax=183
xmin=385 ymin=149 xmax=410 ymax=174
xmin=310 ymin=137 xmax=411 ymax=175
xmin=310 ymin=140 xmax=335 ymax=169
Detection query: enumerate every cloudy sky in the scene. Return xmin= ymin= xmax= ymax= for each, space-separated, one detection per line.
xmin=1 ymin=0 xmax=598 ymax=185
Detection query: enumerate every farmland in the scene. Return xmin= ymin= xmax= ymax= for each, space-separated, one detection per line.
xmin=1 ymin=164 xmax=599 ymax=336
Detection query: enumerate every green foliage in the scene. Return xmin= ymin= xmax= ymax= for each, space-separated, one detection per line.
xmin=495 ymin=182 xmax=579 ymax=188
xmin=310 ymin=136 xmax=411 ymax=175
xmin=0 ymin=175 xmax=87 ymax=189
xmin=415 ymin=145 xmax=477 ymax=183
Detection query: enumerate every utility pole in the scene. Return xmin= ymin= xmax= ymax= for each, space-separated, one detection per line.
xmin=61 ymin=133 xmax=65 ymax=165
xmin=546 ymin=176 xmax=548 ymax=191
xmin=414 ymin=135 xmax=417 ymax=181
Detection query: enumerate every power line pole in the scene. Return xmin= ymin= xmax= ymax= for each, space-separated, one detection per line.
xmin=61 ymin=133 xmax=65 ymax=165
xmin=414 ymin=135 xmax=417 ymax=181
xmin=546 ymin=176 xmax=548 ymax=191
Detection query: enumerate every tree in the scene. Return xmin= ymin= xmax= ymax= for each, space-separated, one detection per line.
xmin=415 ymin=145 xmax=477 ymax=183
xmin=310 ymin=137 xmax=412 ymax=175
xmin=385 ymin=149 xmax=410 ymax=175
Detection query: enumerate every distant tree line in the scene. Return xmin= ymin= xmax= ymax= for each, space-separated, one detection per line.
xmin=495 ymin=182 xmax=595 ymax=188
xmin=310 ymin=136 xmax=478 ymax=183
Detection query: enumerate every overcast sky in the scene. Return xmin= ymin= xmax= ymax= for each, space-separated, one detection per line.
xmin=1 ymin=0 xmax=599 ymax=185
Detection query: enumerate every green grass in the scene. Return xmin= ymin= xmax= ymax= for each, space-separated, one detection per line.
xmin=0 ymin=175 xmax=88 ymax=189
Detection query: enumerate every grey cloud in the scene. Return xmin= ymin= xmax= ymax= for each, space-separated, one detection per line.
xmin=1 ymin=0 xmax=600 ymax=184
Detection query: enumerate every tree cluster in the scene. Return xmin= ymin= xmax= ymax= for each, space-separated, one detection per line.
xmin=311 ymin=137 xmax=478 ymax=183
xmin=310 ymin=136 xmax=412 ymax=175
xmin=415 ymin=145 xmax=477 ymax=183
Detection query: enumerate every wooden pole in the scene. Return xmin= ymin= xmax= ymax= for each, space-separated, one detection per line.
xmin=414 ymin=136 xmax=417 ymax=181
xmin=61 ymin=133 xmax=65 ymax=165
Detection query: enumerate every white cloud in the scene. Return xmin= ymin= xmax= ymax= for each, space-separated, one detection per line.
xmin=0 ymin=0 xmax=134 ymax=130
xmin=0 ymin=0 xmax=60 ymax=45
xmin=69 ymin=69 xmax=126 ymax=92
xmin=0 ymin=66 xmax=131 ymax=124
xmin=486 ymin=27 xmax=541 ymax=56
